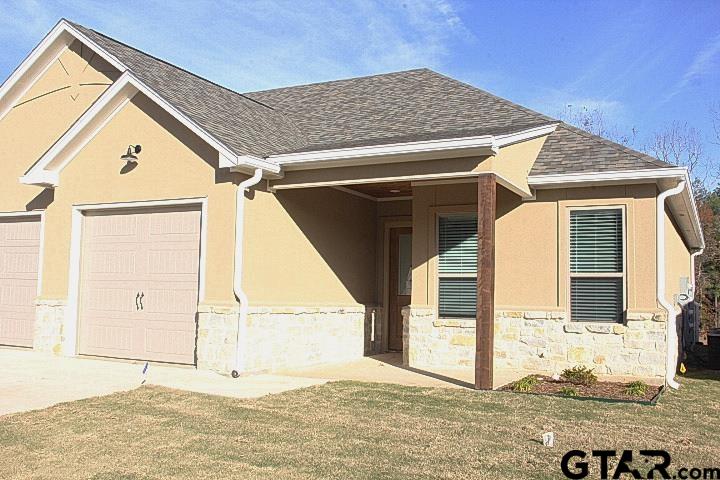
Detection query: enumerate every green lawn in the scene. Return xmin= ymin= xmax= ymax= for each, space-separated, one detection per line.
xmin=1 ymin=372 xmax=719 ymax=480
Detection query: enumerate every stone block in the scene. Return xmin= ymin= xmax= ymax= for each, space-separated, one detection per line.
xmin=564 ymin=323 xmax=586 ymax=334
xmin=586 ymin=324 xmax=613 ymax=334
xmin=450 ymin=334 xmax=474 ymax=346
xmin=567 ymin=346 xmax=593 ymax=363
xmin=638 ymin=351 xmax=664 ymax=366
xmin=613 ymin=324 xmax=627 ymax=335
xmin=520 ymin=336 xmax=547 ymax=348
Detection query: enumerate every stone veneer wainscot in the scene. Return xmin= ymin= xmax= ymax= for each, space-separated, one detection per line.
xmin=403 ymin=306 xmax=667 ymax=378
xmin=198 ymin=304 xmax=370 ymax=375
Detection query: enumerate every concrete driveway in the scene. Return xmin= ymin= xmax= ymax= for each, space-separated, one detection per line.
xmin=0 ymin=348 xmax=327 ymax=416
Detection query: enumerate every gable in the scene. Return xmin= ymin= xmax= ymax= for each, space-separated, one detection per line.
xmin=0 ymin=39 xmax=119 ymax=212
xmin=53 ymin=92 xmax=226 ymax=197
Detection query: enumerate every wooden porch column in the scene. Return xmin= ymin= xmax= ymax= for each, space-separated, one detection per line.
xmin=475 ymin=174 xmax=496 ymax=390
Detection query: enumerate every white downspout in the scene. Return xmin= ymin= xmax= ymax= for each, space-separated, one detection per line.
xmin=231 ymin=168 xmax=263 ymax=378
xmin=657 ymin=179 xmax=686 ymax=389
xmin=679 ymin=249 xmax=704 ymax=308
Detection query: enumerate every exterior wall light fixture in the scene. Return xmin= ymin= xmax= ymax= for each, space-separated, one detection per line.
xmin=121 ymin=144 xmax=142 ymax=163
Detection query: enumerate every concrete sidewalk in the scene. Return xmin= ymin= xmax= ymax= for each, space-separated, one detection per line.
xmin=0 ymin=348 xmax=327 ymax=416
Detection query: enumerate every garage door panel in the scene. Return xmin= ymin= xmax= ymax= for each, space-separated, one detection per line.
xmin=0 ymin=218 xmax=40 ymax=348
xmin=82 ymin=324 xmax=134 ymax=353
xmin=79 ymin=208 xmax=200 ymax=364
xmin=143 ymin=287 xmax=198 ymax=316
xmin=145 ymin=327 xmax=195 ymax=361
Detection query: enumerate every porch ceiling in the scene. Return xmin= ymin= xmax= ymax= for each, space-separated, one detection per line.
xmin=344 ymin=181 xmax=412 ymax=199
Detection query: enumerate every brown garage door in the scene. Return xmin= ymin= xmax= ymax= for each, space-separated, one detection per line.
xmin=78 ymin=206 xmax=201 ymax=364
xmin=0 ymin=217 xmax=41 ymax=347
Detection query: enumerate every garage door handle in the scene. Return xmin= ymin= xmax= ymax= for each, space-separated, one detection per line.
xmin=139 ymin=292 xmax=144 ymax=311
xmin=135 ymin=292 xmax=140 ymax=311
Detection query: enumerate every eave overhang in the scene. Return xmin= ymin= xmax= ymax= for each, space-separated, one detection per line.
xmin=528 ymin=167 xmax=704 ymax=251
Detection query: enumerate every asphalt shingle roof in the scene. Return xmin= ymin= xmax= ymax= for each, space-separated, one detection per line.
xmin=246 ymin=70 xmax=553 ymax=153
xmin=530 ymin=124 xmax=670 ymax=175
xmin=68 ymin=20 xmax=671 ymax=173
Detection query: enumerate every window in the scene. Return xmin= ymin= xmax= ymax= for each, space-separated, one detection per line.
xmin=438 ymin=214 xmax=477 ymax=318
xmin=570 ymin=208 xmax=625 ymax=322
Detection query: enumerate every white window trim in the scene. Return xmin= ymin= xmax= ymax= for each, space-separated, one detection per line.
xmin=436 ymin=211 xmax=478 ymax=320
xmin=567 ymin=205 xmax=627 ymax=323
xmin=63 ymin=197 xmax=208 ymax=356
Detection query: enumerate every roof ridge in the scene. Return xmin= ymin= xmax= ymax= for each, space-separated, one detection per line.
xmin=558 ymin=122 xmax=670 ymax=168
xmin=65 ymin=19 xmax=278 ymax=112
xmin=244 ymin=68 xmax=432 ymax=95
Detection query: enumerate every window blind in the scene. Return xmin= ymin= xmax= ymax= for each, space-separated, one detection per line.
xmin=570 ymin=209 xmax=623 ymax=273
xmin=570 ymin=277 xmax=623 ymax=322
xmin=438 ymin=215 xmax=477 ymax=318
xmin=569 ymin=209 xmax=624 ymax=323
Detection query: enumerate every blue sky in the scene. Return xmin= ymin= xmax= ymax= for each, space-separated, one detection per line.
xmin=2 ymin=0 xmax=719 ymax=164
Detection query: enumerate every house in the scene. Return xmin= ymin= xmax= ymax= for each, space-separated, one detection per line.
xmin=0 ymin=19 xmax=703 ymax=390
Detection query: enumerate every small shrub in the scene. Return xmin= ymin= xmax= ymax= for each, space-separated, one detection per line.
xmin=625 ymin=381 xmax=649 ymax=397
xmin=511 ymin=375 xmax=539 ymax=392
xmin=559 ymin=386 xmax=578 ymax=397
xmin=561 ymin=366 xmax=598 ymax=386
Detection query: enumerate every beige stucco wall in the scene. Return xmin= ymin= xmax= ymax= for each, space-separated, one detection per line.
xmin=242 ymin=186 xmax=377 ymax=306
xmin=411 ymin=181 xmax=659 ymax=314
xmin=0 ymin=40 xmax=118 ymax=212
xmin=40 ymin=93 xmax=238 ymax=304
xmin=664 ymin=207 xmax=692 ymax=306
xmin=474 ymin=136 xmax=548 ymax=196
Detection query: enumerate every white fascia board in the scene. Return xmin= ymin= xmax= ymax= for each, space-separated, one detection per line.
xmin=527 ymin=167 xmax=689 ymax=187
xmin=267 ymin=124 xmax=558 ymax=172
xmin=670 ymin=173 xmax=705 ymax=250
xmin=492 ymin=123 xmax=559 ymax=149
xmin=270 ymin=135 xmax=497 ymax=169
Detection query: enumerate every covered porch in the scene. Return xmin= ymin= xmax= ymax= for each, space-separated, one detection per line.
xmin=270 ymin=172 xmax=507 ymax=390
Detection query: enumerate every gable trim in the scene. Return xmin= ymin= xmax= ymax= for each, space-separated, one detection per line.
xmin=0 ymin=19 xmax=125 ymax=123
xmin=4 ymin=20 xmax=280 ymax=182
xmin=20 ymin=70 xmax=280 ymax=187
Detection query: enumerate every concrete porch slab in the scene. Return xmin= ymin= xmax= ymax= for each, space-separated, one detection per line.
xmin=277 ymin=353 xmax=528 ymax=389
xmin=0 ymin=348 xmax=327 ymax=416
xmin=275 ymin=353 xmax=608 ymax=389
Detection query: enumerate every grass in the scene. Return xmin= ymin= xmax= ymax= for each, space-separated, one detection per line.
xmin=1 ymin=372 xmax=719 ymax=479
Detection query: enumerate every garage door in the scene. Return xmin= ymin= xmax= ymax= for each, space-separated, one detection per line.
xmin=0 ymin=217 xmax=41 ymax=348
xmin=78 ymin=207 xmax=201 ymax=364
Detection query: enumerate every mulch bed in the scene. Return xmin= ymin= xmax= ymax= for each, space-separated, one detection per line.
xmin=500 ymin=375 xmax=662 ymax=403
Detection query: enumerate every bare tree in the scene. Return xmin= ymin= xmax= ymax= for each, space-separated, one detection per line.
xmin=560 ymin=105 xmax=638 ymax=147
xmin=646 ymin=121 xmax=706 ymax=180
xmin=712 ymin=101 xmax=720 ymax=146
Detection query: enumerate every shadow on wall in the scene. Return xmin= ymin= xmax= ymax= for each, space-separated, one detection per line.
xmin=275 ymin=187 xmax=378 ymax=305
xmin=25 ymin=188 xmax=54 ymax=211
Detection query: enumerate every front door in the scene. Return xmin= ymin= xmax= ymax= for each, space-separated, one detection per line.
xmin=388 ymin=227 xmax=411 ymax=351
